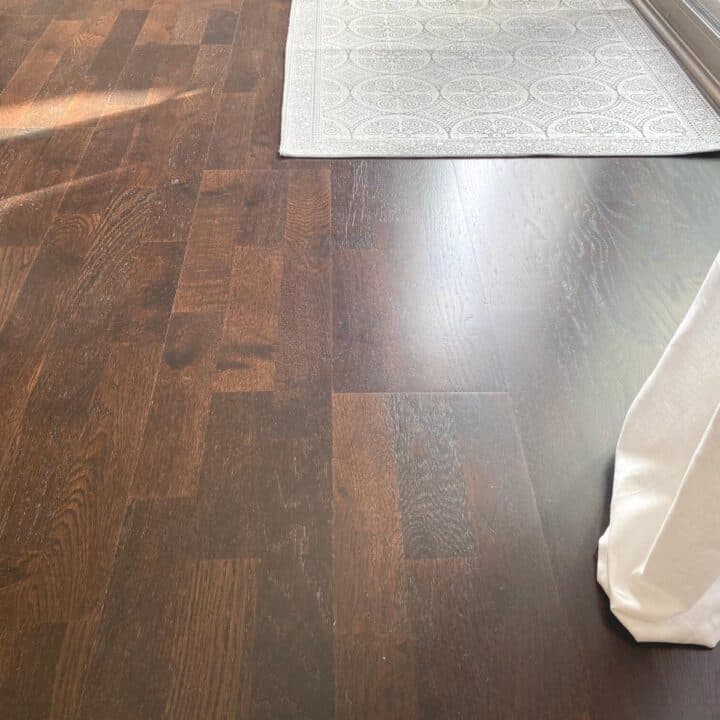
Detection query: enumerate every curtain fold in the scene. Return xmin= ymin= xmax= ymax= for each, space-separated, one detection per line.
xmin=598 ymin=251 xmax=720 ymax=647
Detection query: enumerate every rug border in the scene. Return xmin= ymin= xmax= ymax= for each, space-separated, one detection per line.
xmin=280 ymin=0 xmax=720 ymax=158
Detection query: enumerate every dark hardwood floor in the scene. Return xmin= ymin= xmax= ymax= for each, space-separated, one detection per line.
xmin=0 ymin=1 xmax=719 ymax=718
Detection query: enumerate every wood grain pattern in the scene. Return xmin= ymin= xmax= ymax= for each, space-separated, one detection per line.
xmin=406 ymin=394 xmax=590 ymax=720
xmin=0 ymin=622 xmax=65 ymax=720
xmin=132 ymin=311 xmax=223 ymax=497
xmin=0 ymin=245 xmax=37 ymax=329
xmin=454 ymin=158 xmax=720 ymax=720
xmin=1 ymin=1 xmax=719 ymax=718
xmin=333 ymin=161 xmax=504 ymax=393
xmin=214 ymin=246 xmax=282 ymax=392
xmin=76 ymin=498 xmax=200 ymax=720
xmin=333 ymin=393 xmax=419 ymax=720
xmin=163 ymin=559 xmax=257 ymax=719
xmin=392 ymin=395 xmax=475 ymax=559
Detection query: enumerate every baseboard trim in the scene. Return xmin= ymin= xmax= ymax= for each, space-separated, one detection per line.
xmin=632 ymin=0 xmax=720 ymax=111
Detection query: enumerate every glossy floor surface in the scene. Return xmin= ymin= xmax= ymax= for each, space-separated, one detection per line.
xmin=1 ymin=1 xmax=719 ymax=718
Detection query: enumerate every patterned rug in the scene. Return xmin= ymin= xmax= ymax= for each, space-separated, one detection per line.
xmin=280 ymin=0 xmax=720 ymax=156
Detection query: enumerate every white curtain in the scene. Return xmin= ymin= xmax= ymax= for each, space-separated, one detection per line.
xmin=598 ymin=251 xmax=720 ymax=647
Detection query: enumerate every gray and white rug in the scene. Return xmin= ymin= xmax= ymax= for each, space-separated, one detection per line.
xmin=280 ymin=0 xmax=720 ymax=156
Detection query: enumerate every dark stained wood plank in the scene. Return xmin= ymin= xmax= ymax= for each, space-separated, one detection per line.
xmin=132 ymin=311 xmax=223 ymax=498
xmin=0 ymin=186 xmax=166 ymax=624
xmin=454 ymin=158 xmax=720 ymax=719
xmin=205 ymin=92 xmax=256 ymax=169
xmin=391 ymin=394 xmax=475 ymax=560
xmin=0 ymin=622 xmax=65 ymax=720
xmin=202 ymin=9 xmax=237 ymax=45
xmin=78 ymin=498 xmax=258 ymax=720
xmin=332 ymin=160 xmax=504 ymax=393
xmin=123 ymin=44 xmax=230 ymax=244
xmin=194 ymin=391 xmax=275 ymax=559
xmin=223 ymin=45 xmax=260 ymax=93
xmin=163 ymin=559 xmax=257 ymax=719
xmin=332 ymin=393 xmax=419 ymax=720
xmin=331 ymin=160 xmax=429 ymax=250
xmin=189 ymin=396 xmax=333 ymax=718
xmin=193 ymin=168 xmax=334 ymax=718
xmin=174 ymin=169 xmax=287 ymax=258
xmin=405 ymin=393 xmax=590 ymax=720
xmin=0 ymin=178 xmax=150 ymax=476
xmin=118 ymin=43 xmax=198 ymax=92
xmin=214 ymin=246 xmax=282 ymax=392
xmin=86 ymin=9 xmax=148 ymax=90
xmin=109 ymin=241 xmax=184 ymax=343
xmin=172 ymin=172 xmax=236 ymax=313
xmin=2 ymin=338 xmax=162 ymax=628
xmin=233 ymin=170 xmax=288 ymax=246
xmin=0 ymin=243 xmax=79 ymax=473
xmin=0 ymin=245 xmax=37 ymax=329
xmin=236 ymin=3 xmax=291 ymax=170
xmin=74 ymin=112 xmax=136 ymax=178
xmin=0 ymin=126 xmax=93 ymax=246
xmin=48 ymin=613 xmax=99 ymax=720
xmin=76 ymin=498 xmax=199 ymax=720
xmin=0 ymin=15 xmax=52 ymax=93
xmin=274 ymin=167 xmax=332 ymax=394
xmin=232 ymin=0 xmax=273 ymax=50
xmin=248 ymin=168 xmax=333 ymax=720
xmin=0 ymin=132 xmax=51 ymax=196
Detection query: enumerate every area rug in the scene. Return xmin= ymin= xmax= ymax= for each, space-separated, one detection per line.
xmin=280 ymin=0 xmax=720 ymax=156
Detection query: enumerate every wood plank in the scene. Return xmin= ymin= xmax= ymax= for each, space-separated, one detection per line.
xmin=172 ymin=180 xmax=235 ymax=312
xmin=122 ymin=44 xmax=230 ymax=244
xmin=163 ymin=559 xmax=257 ymax=719
xmin=0 ymin=19 xmax=82 ymax=129
xmin=76 ymin=498 xmax=199 ymax=720
xmin=2 ymin=337 xmax=162 ymax=628
xmin=172 ymin=6 xmax=209 ymax=45
xmin=0 ymin=15 xmax=52 ymax=93
xmin=332 ymin=393 xmax=419 ymax=720
xmin=132 ymin=311 xmax=223 ymax=498
xmin=202 ymin=9 xmax=238 ymax=45
xmin=214 ymin=246 xmax=282 ymax=392
xmin=193 ymin=169 xmax=334 ymax=718
xmin=197 ymin=392 xmax=333 ymax=719
xmin=392 ymin=394 xmax=475 ymax=560
xmin=238 ymin=3 xmax=290 ymax=170
xmin=49 ymin=613 xmax=99 ymax=720
xmin=135 ymin=0 xmax=181 ymax=45
xmin=405 ymin=393 xmax=589 ymax=720
xmin=0 ymin=185 xmax=166 ymax=625
xmin=79 ymin=498 xmax=258 ymax=719
xmin=86 ymin=9 xmax=148 ymax=90
xmin=109 ymin=241 xmax=184 ymax=344
xmin=0 ymin=126 xmax=93 ymax=246
xmin=274 ymin=167 xmax=332 ymax=395
xmin=332 ymin=161 xmax=505 ymax=393
xmin=0 ymin=180 xmax=153 ymax=478
xmin=0 ymin=622 xmax=65 ymax=720
xmin=247 ymin=166 xmax=334 ymax=719
xmin=223 ymin=45 xmax=260 ymax=93
xmin=0 ymin=245 xmax=37 ymax=329
xmin=454 ymin=158 xmax=720 ymax=718
xmin=205 ymin=92 xmax=257 ymax=169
